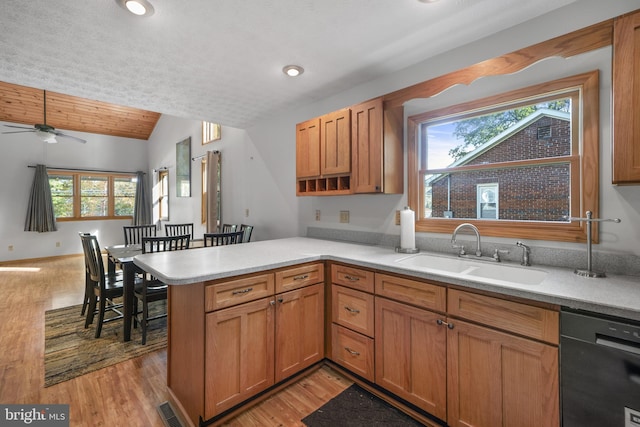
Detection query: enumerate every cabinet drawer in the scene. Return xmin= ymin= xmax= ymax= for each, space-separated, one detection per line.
xmin=332 ymin=285 xmax=374 ymax=337
xmin=331 ymin=324 xmax=374 ymax=382
xmin=275 ymin=263 xmax=324 ymax=293
xmin=331 ymin=264 xmax=374 ymax=293
xmin=448 ymin=289 xmax=559 ymax=344
xmin=205 ymin=273 xmax=275 ymax=311
xmin=375 ymin=273 xmax=446 ymax=312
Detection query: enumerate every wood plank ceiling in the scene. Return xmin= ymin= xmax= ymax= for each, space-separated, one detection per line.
xmin=0 ymin=81 xmax=160 ymax=140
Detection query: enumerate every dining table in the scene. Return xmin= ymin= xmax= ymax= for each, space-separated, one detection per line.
xmin=105 ymin=238 xmax=205 ymax=341
xmin=105 ymin=243 xmax=143 ymax=342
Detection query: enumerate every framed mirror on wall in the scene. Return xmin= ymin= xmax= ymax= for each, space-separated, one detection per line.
xmin=176 ymin=137 xmax=191 ymax=197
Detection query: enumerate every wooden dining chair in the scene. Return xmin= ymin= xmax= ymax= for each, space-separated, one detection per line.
xmin=203 ymin=230 xmax=244 ymax=247
xmin=239 ymin=224 xmax=254 ymax=243
xmin=165 ymin=223 xmax=194 ymax=240
xmin=79 ymin=232 xmax=122 ymax=316
xmin=134 ymin=234 xmax=190 ymax=344
xmin=123 ymin=224 xmax=157 ymax=245
xmin=80 ymin=233 xmax=127 ymax=338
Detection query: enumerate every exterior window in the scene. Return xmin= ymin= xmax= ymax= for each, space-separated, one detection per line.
xmin=201 ymin=159 xmax=207 ymax=224
xmin=81 ymin=176 xmax=108 ymax=217
xmin=408 ymin=71 xmax=599 ymax=242
xmin=48 ymin=172 xmax=136 ymax=220
xmin=477 ymin=184 xmax=498 ymax=219
xmin=114 ymin=177 xmax=136 ymax=216
xmin=49 ymin=175 xmax=74 ymax=219
xmin=158 ymin=170 xmax=169 ymax=221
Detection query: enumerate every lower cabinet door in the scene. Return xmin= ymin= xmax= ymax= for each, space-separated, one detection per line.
xmin=205 ymin=297 xmax=275 ymax=418
xmin=275 ymin=283 xmax=325 ymax=382
xmin=447 ymin=319 xmax=559 ymax=427
xmin=331 ymin=323 xmax=374 ymax=381
xmin=374 ymin=297 xmax=447 ymax=420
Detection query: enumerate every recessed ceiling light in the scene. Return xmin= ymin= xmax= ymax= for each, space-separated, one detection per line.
xmin=417 ymin=0 xmax=440 ymax=3
xmin=116 ymin=0 xmax=155 ymax=17
xmin=283 ymin=65 xmax=304 ymax=77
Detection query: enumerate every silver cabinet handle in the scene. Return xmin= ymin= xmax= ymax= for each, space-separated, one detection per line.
xmin=293 ymin=274 xmax=309 ymax=280
xmin=232 ymin=287 xmax=253 ymax=295
xmin=345 ymin=347 xmax=360 ymax=356
xmin=436 ymin=319 xmax=454 ymax=329
xmin=344 ymin=275 xmax=360 ymax=282
xmin=270 ymin=300 xmax=276 ymax=306
xmin=344 ymin=306 xmax=360 ymax=314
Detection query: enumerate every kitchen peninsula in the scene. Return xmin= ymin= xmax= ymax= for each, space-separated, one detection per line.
xmin=134 ymin=237 xmax=640 ymax=427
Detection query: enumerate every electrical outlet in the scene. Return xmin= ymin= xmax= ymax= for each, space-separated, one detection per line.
xmin=340 ymin=210 xmax=350 ymax=223
xmin=245 ymin=208 xmax=249 ymax=217
xmin=315 ymin=210 xmax=321 ymax=221
xmin=56 ymin=242 xmax=61 ymax=247
xmin=395 ymin=210 xmax=401 ymax=225
xmin=8 ymin=245 xmax=13 ymax=251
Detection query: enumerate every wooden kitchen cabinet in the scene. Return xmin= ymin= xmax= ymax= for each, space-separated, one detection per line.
xmin=321 ymin=108 xmax=351 ymax=175
xmin=351 ymin=98 xmax=403 ymax=193
xmin=613 ymin=10 xmax=640 ymax=184
xmin=375 ymin=296 xmax=447 ymax=421
xmin=205 ymin=296 xmax=275 ymax=418
xmin=296 ymin=98 xmax=403 ymax=196
xmin=296 ymin=110 xmax=352 ymax=195
xmin=275 ymin=283 xmax=325 ymax=382
xmin=446 ymin=289 xmax=559 ymax=427
xmin=296 ymin=117 xmax=321 ymax=179
xmin=447 ymin=319 xmax=559 ymax=427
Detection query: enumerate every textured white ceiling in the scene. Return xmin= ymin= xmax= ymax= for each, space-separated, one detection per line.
xmin=0 ymin=0 xmax=578 ymax=129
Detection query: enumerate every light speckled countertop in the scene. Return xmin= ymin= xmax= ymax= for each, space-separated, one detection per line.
xmin=134 ymin=237 xmax=640 ymax=322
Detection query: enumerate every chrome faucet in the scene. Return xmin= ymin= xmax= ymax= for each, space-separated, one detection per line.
xmin=452 ymin=223 xmax=482 ymax=257
xmin=516 ymin=241 xmax=531 ymax=266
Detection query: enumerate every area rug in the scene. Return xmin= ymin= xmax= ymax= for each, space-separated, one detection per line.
xmin=302 ymin=384 xmax=425 ymax=426
xmin=44 ymin=299 xmax=166 ymax=387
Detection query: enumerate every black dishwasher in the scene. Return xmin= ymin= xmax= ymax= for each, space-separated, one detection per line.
xmin=561 ymin=308 xmax=640 ymax=427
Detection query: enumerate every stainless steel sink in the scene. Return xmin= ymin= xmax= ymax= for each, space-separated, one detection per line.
xmin=396 ymin=253 xmax=547 ymax=286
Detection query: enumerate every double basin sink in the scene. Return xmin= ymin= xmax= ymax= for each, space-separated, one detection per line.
xmin=396 ymin=252 xmax=547 ymax=286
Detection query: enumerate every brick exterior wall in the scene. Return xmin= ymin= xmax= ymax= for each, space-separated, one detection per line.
xmin=429 ymin=116 xmax=570 ymax=221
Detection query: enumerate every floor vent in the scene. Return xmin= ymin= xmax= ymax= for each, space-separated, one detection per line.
xmin=158 ymin=401 xmax=183 ymax=427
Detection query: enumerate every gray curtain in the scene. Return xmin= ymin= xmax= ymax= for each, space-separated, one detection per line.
xmin=24 ymin=164 xmax=57 ymax=232
xmin=206 ymin=151 xmax=220 ymax=233
xmin=133 ymin=170 xmax=152 ymax=225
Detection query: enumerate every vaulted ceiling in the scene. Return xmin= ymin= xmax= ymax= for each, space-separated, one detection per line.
xmin=0 ymin=0 xmax=587 ymax=134
xmin=0 ymin=81 xmax=160 ymax=140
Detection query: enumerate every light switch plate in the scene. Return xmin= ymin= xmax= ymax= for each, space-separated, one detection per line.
xmin=340 ymin=211 xmax=349 ymax=223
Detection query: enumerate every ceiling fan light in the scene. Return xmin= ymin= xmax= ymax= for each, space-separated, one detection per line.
xmin=35 ymin=130 xmax=57 ymax=144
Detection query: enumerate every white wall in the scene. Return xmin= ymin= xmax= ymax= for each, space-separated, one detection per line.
xmin=147 ymin=115 xmax=266 ymax=240
xmin=0 ymin=123 xmax=148 ymax=261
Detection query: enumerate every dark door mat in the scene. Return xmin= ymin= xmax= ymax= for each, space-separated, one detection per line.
xmin=302 ymin=384 xmax=426 ymax=426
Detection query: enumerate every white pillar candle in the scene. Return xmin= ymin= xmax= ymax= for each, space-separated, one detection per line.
xmin=400 ymin=207 xmax=416 ymax=250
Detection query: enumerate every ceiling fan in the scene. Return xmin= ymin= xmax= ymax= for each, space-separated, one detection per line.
xmin=2 ymin=90 xmax=87 ymax=144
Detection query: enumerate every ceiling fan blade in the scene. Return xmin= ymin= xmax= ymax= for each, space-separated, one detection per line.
xmin=3 ymin=124 xmax=35 ymax=130
xmin=52 ymin=131 xmax=87 ymax=144
xmin=2 ymin=130 xmax=36 ymax=134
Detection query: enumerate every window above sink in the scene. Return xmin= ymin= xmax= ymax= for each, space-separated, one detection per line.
xmin=407 ymin=70 xmax=600 ymax=243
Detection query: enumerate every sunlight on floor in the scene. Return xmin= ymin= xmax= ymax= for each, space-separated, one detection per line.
xmin=0 ymin=266 xmax=41 ymax=272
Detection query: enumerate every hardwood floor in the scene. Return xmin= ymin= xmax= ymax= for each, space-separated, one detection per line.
xmin=0 ymin=255 xmax=351 ymax=427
